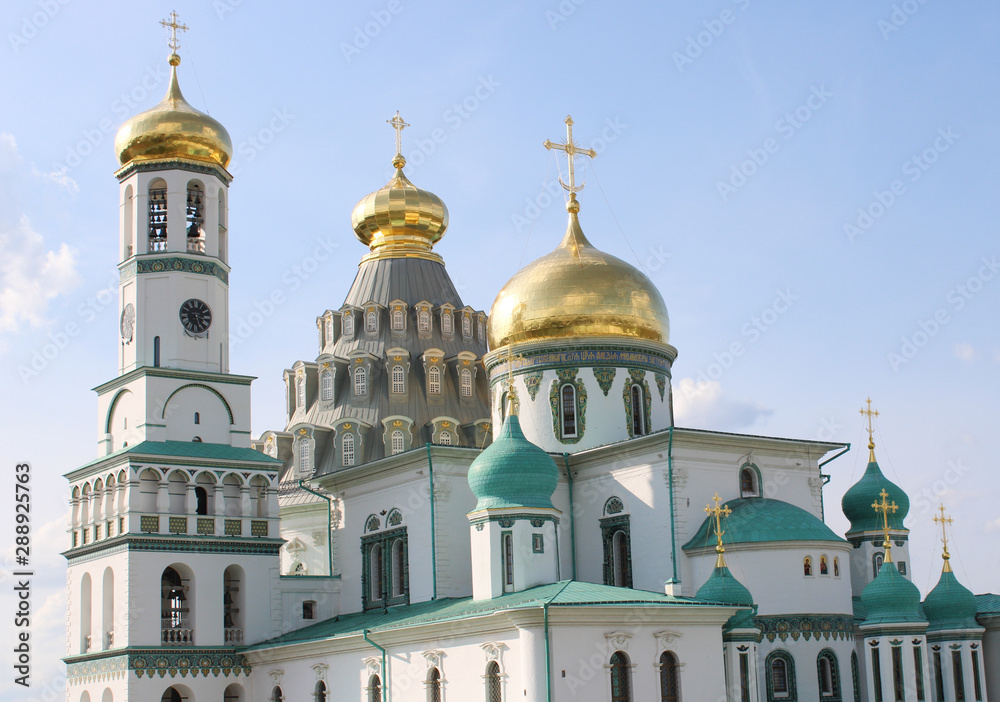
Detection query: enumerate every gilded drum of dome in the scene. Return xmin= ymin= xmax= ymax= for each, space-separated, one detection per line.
xmin=488 ymin=214 xmax=670 ymax=348
xmin=351 ymin=163 xmax=448 ymax=256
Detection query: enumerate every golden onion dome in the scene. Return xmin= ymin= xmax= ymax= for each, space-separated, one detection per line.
xmin=488 ymin=198 xmax=670 ymax=348
xmin=114 ymin=53 xmax=232 ymax=169
xmin=351 ymin=154 xmax=449 ymax=263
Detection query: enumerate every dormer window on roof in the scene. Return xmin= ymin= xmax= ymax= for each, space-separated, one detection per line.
xmin=428 ymin=365 xmax=441 ymax=395
xmin=391 ymin=365 xmax=405 ymax=394
xmin=460 ymin=368 xmax=473 ymax=397
xmin=391 ymin=308 xmax=405 ymax=331
xmin=462 ymin=313 xmax=471 ymax=338
xmin=320 ymin=368 xmax=334 ymax=401
xmin=343 ymin=312 xmax=354 ymax=336
xmin=441 ymin=310 xmax=453 ymax=335
xmin=354 ymin=366 xmax=368 ymax=396
xmin=365 ymin=309 xmax=378 ymax=333
xmin=418 ymin=309 xmax=431 ymax=332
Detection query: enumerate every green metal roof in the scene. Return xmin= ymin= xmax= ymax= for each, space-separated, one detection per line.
xmin=861 ymin=561 xmax=925 ymax=626
xmin=975 ymin=593 xmax=1000 ymax=615
xmin=695 ymin=563 xmax=756 ymax=631
xmin=467 ymin=414 xmax=558 ymax=511
xmin=244 ymin=580 xmax=728 ymax=651
xmin=922 ymin=566 xmax=980 ymax=631
xmin=841 ymin=456 xmax=909 ymax=533
xmin=682 ymin=498 xmax=846 ymax=550
xmin=75 ymin=440 xmax=282 ymax=471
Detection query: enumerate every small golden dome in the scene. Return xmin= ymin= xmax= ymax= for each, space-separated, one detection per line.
xmin=351 ymin=155 xmax=449 ymax=262
xmin=488 ymin=205 xmax=670 ymax=348
xmin=114 ymin=55 xmax=232 ymax=169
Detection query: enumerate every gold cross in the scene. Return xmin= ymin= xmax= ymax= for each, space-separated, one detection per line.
xmin=872 ymin=488 xmax=899 ymax=561
xmin=933 ymin=503 xmax=953 ymax=566
xmin=160 ymin=11 xmax=189 ymax=53
xmin=704 ymin=493 xmax=733 ymax=565
xmin=859 ymin=397 xmax=879 ymax=450
xmin=387 ymin=111 xmax=410 ymax=157
xmin=544 ymin=116 xmax=597 ymax=199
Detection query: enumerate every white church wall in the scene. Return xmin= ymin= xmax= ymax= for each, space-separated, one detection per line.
xmin=759 ymin=636 xmax=860 ymax=702
xmin=66 ymin=550 xmax=129 ymax=656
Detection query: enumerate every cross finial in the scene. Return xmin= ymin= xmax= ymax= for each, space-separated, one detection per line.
xmin=859 ymin=397 xmax=880 ymax=459
xmin=872 ymin=488 xmax=899 ymax=563
xmin=543 ymin=116 xmax=597 ymax=212
xmin=160 ymin=11 xmax=189 ymax=55
xmin=498 ymin=345 xmax=525 ymax=418
xmin=704 ymin=493 xmax=733 ymax=567
xmin=387 ymin=111 xmax=409 ymax=168
xmin=933 ymin=503 xmax=954 ymax=570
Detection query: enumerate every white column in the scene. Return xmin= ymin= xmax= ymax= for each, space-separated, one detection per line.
xmin=518 ymin=624 xmax=547 ymax=702
xmin=213 ymin=484 xmax=226 ymax=516
xmin=156 ymin=480 xmax=170 ymax=514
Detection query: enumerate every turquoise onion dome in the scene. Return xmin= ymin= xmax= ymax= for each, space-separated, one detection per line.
xmin=842 ymin=442 xmax=910 ymax=533
xmin=696 ymin=563 xmax=757 ymax=630
xmin=861 ymin=562 xmax=925 ymax=626
xmin=467 ymin=413 xmax=558 ymax=512
xmin=923 ymin=566 xmax=980 ymax=631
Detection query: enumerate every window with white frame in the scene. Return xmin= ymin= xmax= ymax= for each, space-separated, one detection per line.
xmin=561 ymin=384 xmax=577 ymax=437
xmin=391 ymin=309 xmax=404 ymax=331
xmin=298 ymin=438 xmax=310 ymax=475
xmin=296 ymin=376 xmax=305 ymax=408
xmin=441 ymin=311 xmax=453 ymax=334
xmin=366 ymin=310 xmax=378 ymax=332
xmin=354 ymin=366 xmax=367 ymax=395
xmin=418 ymin=309 xmax=430 ymax=332
xmin=343 ymin=313 xmax=354 ymax=336
xmin=428 ymin=366 xmax=441 ymax=394
xmin=438 ymin=430 xmax=452 ymax=446
xmin=342 ymin=432 xmax=355 ymax=466
xmin=478 ymin=318 xmax=485 ymax=341
xmin=460 ymin=368 xmax=473 ymax=397
xmin=391 ymin=366 xmax=405 ymax=394
xmin=320 ymin=370 xmax=333 ymax=401
xmin=462 ymin=314 xmax=471 ymax=337
xmin=391 ymin=430 xmax=405 ymax=455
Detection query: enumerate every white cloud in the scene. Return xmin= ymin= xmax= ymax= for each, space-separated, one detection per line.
xmin=673 ymin=378 xmax=773 ymax=431
xmin=0 ymin=133 xmax=80 ymax=340
xmin=953 ymin=343 xmax=977 ymax=362
xmin=32 ymin=164 xmax=79 ymax=195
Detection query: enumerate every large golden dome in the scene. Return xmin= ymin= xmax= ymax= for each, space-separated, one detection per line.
xmin=351 ymin=155 xmax=449 ymax=262
xmin=488 ymin=202 xmax=670 ymax=348
xmin=114 ymin=54 xmax=232 ymax=168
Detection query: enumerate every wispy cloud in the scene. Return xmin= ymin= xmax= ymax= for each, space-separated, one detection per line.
xmin=673 ymin=378 xmax=773 ymax=431
xmin=953 ymin=342 xmax=977 ymax=362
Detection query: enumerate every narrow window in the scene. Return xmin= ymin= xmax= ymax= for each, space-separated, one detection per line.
xmin=153 ymin=336 xmax=160 ymax=367
xmin=315 ymin=681 xmax=327 ymax=702
xmin=392 ymin=309 xmax=404 ymax=331
xmin=834 ymin=558 xmax=840 ymax=577
xmin=914 ymin=648 xmax=925 ymax=701
xmin=804 ymin=557 xmax=813 ymax=576
xmin=439 ymin=431 xmax=452 ymax=446
xmin=659 ymin=651 xmax=680 ymax=702
xmin=612 ymin=530 xmax=629 ymax=587
xmin=772 ymin=657 xmax=788 ymax=695
xmin=872 ymin=649 xmax=883 ymax=702
xmin=478 ymin=318 xmax=485 ymax=341
xmin=485 ymin=661 xmax=501 ymax=702
xmin=193 ymin=412 xmax=200 ymax=425
xmin=418 ymin=309 xmax=430 ymax=332
xmin=874 ymin=553 xmax=884 ymax=577
xmin=819 ymin=651 xmax=840 ymax=700
xmin=369 ymin=675 xmax=382 ymax=702
xmin=428 ymin=668 xmax=442 ymax=702
xmin=391 ymin=365 xmax=405 ymax=394
xmin=503 ymin=532 xmax=514 ymax=589
xmin=561 ymin=384 xmax=577 ymax=437
xmin=270 ymin=686 xmax=284 ymax=702
xmin=428 ymin=366 xmax=441 ymax=394
xmin=462 ymin=314 xmax=471 ymax=337
xmin=391 ymin=430 xmax=405 ymax=455
xmin=194 ymin=486 xmax=208 ymax=516
xmin=370 ymin=544 xmax=383 ymax=602
xmin=820 ymin=556 xmax=829 ymax=575
xmin=298 ymin=439 xmax=310 ymax=475
xmin=186 ymin=183 xmax=204 ymax=252
xmin=610 ymin=651 xmax=631 ymax=702
xmin=302 ymin=600 xmax=315 ymax=619
xmin=971 ymin=650 xmax=982 ymax=701
xmin=952 ymin=651 xmax=966 ymax=701
xmin=354 ymin=366 xmax=367 ymax=395
xmin=320 ymin=371 xmax=333 ymax=401
xmin=296 ymin=376 xmax=305 ymax=408
xmin=344 ymin=313 xmax=354 ymax=336
xmin=740 ymin=467 xmax=756 ymax=496
xmin=442 ymin=311 xmax=453 ymax=334
xmin=148 ymin=185 xmax=167 ymax=251
xmin=366 ymin=310 xmax=378 ymax=332
xmin=933 ymin=652 xmax=944 ymax=702
xmin=740 ymin=652 xmax=751 ymax=702
xmin=460 ymin=368 xmax=473 ymax=397
xmin=342 ymin=433 xmax=355 ymax=467
xmin=631 ymin=384 xmax=645 ymax=436
xmin=892 ymin=647 xmax=905 ymax=701
xmin=391 ymin=538 xmax=405 ymax=597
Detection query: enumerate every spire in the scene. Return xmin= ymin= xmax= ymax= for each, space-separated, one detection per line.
xmin=705 ymin=493 xmax=733 ymax=568
xmin=544 ymin=116 xmax=596 ymax=214
xmin=859 ymin=396 xmax=879 ymax=462
xmin=872 ymin=488 xmax=899 ymax=562
xmin=934 ymin=503 xmax=954 ymax=573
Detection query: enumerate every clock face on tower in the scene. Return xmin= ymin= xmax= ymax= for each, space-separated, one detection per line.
xmin=120 ymin=303 xmax=135 ymax=342
xmin=179 ymin=298 xmax=212 ymax=336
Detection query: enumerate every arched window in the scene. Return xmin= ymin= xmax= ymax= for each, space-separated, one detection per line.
xmin=820 ymin=556 xmax=829 ymax=575
xmin=123 ymin=184 xmax=134 ymax=259
xmin=460 ymin=368 xmax=473 ymax=397
xmin=270 ymin=686 xmax=284 ymax=702
xmin=148 ymin=182 xmax=167 ymax=251
xmin=391 ymin=538 xmax=405 ymax=596
xmin=659 ymin=651 xmax=680 ymax=702
xmin=80 ymin=572 xmax=92 ymax=652
xmin=343 ymin=313 xmax=354 ymax=336
xmin=442 ymin=311 xmax=453 ymax=334
xmin=740 ymin=466 xmax=759 ymax=497
xmin=298 ymin=438 xmax=310 ymax=475
xmin=428 ymin=667 xmax=442 ymax=702
xmin=850 ymin=652 xmax=860 ymax=702
xmin=561 ymin=384 xmax=577 ymax=437
xmin=224 ymin=683 xmax=244 ymax=702
xmin=153 ymin=336 xmax=160 ymax=367
xmin=162 ymin=688 xmax=183 ymax=702
xmin=503 ymin=533 xmax=515 ymax=590
xmin=315 ymin=681 xmax=327 ymax=702
xmin=631 ymin=384 xmax=645 ymax=436
xmin=194 ymin=487 xmax=208 ymax=516
xmin=834 ymin=557 xmax=840 ymax=577
xmin=186 ymin=183 xmax=204 ymax=252
xmin=428 ymin=366 xmax=441 ymax=394
xmin=392 ymin=309 xmax=404 ymax=331
xmin=610 ymin=651 xmax=631 ymax=702
xmin=370 ymin=544 xmax=384 ymax=602
xmin=366 ymin=310 xmax=378 ymax=332
xmin=804 ymin=557 xmax=813 ymax=576
xmin=223 ymin=565 xmax=243 ymax=638
xmin=391 ymin=366 xmax=405 ymax=394
xmin=612 ymin=530 xmax=629 ymax=587
xmin=439 ymin=431 xmax=452 ymax=446
xmin=391 ymin=430 xmax=405 ymax=455
xmin=818 ymin=650 xmax=841 ymax=700
xmin=193 ymin=412 xmax=200 ymax=425
xmin=419 ymin=309 xmax=430 ymax=332
xmin=462 ymin=314 xmax=471 ymax=337
xmin=320 ymin=370 xmax=333 ymax=401
xmin=102 ymin=567 xmax=114 ymax=649
xmin=296 ymin=376 xmax=305 ymax=408
xmin=485 ymin=661 xmax=501 ymax=702
xmin=354 ymin=366 xmax=368 ymax=395
xmin=873 ymin=552 xmax=884 ymax=577
xmin=342 ymin=433 xmax=355 ymax=467
xmin=766 ymin=650 xmax=797 ymax=702
xmin=161 ymin=567 xmax=188 ymax=635
xmin=369 ymin=675 xmax=382 ymax=702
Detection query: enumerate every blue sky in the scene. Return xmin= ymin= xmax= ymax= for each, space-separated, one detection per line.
xmin=2 ymin=0 xmax=998 ymax=692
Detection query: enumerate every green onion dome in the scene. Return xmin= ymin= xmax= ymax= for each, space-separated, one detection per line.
xmin=682 ymin=498 xmax=846 ymax=549
xmin=467 ymin=414 xmax=558 ymax=512
xmin=696 ymin=563 xmax=757 ymax=631
xmin=923 ymin=567 xmax=980 ymax=631
xmin=861 ymin=562 xmax=925 ymax=626
xmin=841 ymin=447 xmax=909 ymax=533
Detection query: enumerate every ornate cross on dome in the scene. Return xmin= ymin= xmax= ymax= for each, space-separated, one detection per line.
xmin=387 ymin=111 xmax=410 ymax=157
xmin=872 ymin=488 xmax=899 ymax=562
xmin=544 ymin=116 xmax=597 ymax=201
xmin=859 ymin=397 xmax=879 ymax=446
xmin=705 ymin=493 xmax=732 ymax=565
xmin=160 ymin=11 xmax=189 ymax=53
xmin=933 ymin=503 xmax=953 ymax=567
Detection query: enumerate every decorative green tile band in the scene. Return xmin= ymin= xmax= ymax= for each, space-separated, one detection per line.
xmin=196 ymin=518 xmax=215 ymax=535
xmin=224 ymin=519 xmax=242 ymax=536
xmin=168 ymin=517 xmax=187 ymax=534
xmin=491 ymin=347 xmax=672 ymax=380
xmin=755 ymin=615 xmax=855 ymax=642
xmin=121 ymin=256 xmax=229 ymax=284
xmin=140 ymin=516 xmax=159 ymax=533
xmin=66 ymin=649 xmax=252 ymax=681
